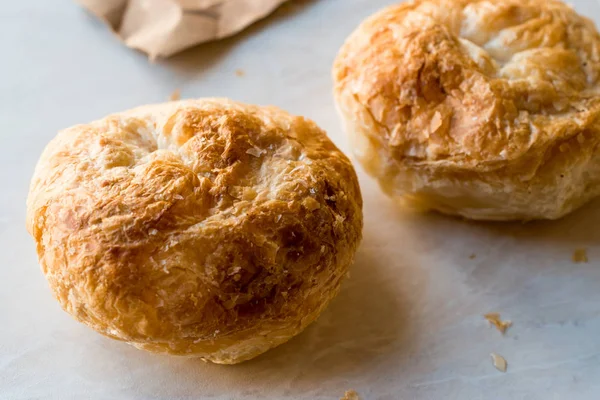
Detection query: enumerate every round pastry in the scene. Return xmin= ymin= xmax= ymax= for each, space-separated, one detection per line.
xmin=26 ymin=98 xmax=363 ymax=364
xmin=333 ymin=0 xmax=600 ymax=220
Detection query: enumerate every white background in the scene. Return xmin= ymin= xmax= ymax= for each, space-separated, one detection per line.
xmin=3 ymin=0 xmax=600 ymax=399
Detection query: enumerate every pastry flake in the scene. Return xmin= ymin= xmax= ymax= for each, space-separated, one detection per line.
xmin=484 ymin=312 xmax=513 ymax=335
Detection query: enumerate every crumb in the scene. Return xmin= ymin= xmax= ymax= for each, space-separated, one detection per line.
xmin=302 ymin=197 xmax=321 ymax=211
xmin=469 ymin=253 xmax=476 ymax=259
xmin=235 ymin=69 xmax=245 ymax=77
xmin=572 ymin=248 xmax=588 ymax=263
xmin=340 ymin=390 xmax=360 ymax=400
xmin=246 ymin=146 xmax=264 ymax=157
xmin=484 ymin=312 xmax=512 ymax=335
xmin=430 ymin=111 xmax=442 ymax=132
xmin=169 ymin=89 xmax=181 ymax=101
xmin=490 ymin=353 xmax=507 ymax=372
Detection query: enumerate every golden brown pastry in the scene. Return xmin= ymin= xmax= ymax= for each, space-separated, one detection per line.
xmin=26 ymin=99 xmax=362 ymax=364
xmin=333 ymin=0 xmax=600 ymax=220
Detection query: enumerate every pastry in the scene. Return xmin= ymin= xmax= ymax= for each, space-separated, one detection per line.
xmin=333 ymin=0 xmax=600 ymax=220
xmin=26 ymin=98 xmax=363 ymax=364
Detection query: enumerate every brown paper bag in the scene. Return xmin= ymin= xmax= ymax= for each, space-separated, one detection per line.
xmin=76 ymin=0 xmax=288 ymax=59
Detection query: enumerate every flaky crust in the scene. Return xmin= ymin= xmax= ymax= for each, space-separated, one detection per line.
xmin=26 ymin=99 xmax=362 ymax=363
xmin=333 ymin=0 xmax=600 ymax=220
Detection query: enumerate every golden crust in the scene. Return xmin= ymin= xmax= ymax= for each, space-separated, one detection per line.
xmin=26 ymin=98 xmax=363 ymax=364
xmin=333 ymin=0 xmax=600 ymax=220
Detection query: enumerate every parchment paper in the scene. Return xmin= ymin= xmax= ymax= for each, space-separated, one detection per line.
xmin=76 ymin=0 xmax=288 ymax=59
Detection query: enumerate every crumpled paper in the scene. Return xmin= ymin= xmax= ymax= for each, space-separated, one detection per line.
xmin=76 ymin=0 xmax=288 ymax=59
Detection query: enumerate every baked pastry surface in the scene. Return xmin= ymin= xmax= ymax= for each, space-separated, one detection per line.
xmin=26 ymin=99 xmax=363 ymax=363
xmin=333 ymin=0 xmax=600 ymax=220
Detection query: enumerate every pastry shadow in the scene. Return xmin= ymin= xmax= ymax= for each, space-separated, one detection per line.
xmin=85 ymin=238 xmax=415 ymax=399
xmin=94 ymin=220 xmax=417 ymax=398
xmin=382 ymin=195 xmax=600 ymax=294
xmin=483 ymin=198 xmax=600 ymax=246
xmin=392 ymin=196 xmax=600 ymax=248
xmin=161 ymin=0 xmax=319 ymax=77
xmin=227 ymin=241 xmax=414 ymax=383
xmin=472 ymin=198 xmax=600 ymax=247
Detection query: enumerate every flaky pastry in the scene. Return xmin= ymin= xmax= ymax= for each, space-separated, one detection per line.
xmin=333 ymin=0 xmax=600 ymax=220
xmin=26 ymin=99 xmax=363 ymax=364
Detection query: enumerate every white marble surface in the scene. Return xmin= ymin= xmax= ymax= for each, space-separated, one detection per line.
xmin=4 ymin=0 xmax=600 ymax=399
